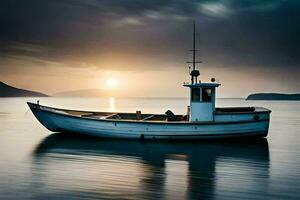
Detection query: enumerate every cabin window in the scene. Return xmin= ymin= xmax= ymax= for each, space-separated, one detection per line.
xmin=202 ymin=88 xmax=212 ymax=102
xmin=191 ymin=88 xmax=200 ymax=102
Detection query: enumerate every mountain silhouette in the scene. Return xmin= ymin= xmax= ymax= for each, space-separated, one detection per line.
xmin=0 ymin=81 xmax=49 ymax=97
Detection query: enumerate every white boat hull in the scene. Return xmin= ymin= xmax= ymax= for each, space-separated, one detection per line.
xmin=28 ymin=103 xmax=271 ymax=140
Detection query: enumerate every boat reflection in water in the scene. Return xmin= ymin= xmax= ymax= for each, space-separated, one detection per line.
xmin=33 ymin=134 xmax=270 ymax=200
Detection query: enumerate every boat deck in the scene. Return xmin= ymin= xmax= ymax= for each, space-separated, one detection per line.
xmin=39 ymin=104 xmax=270 ymax=122
xmin=75 ymin=112 xmax=178 ymax=122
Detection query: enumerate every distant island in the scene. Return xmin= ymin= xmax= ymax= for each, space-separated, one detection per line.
xmin=246 ymin=93 xmax=300 ymax=100
xmin=0 ymin=81 xmax=49 ymax=97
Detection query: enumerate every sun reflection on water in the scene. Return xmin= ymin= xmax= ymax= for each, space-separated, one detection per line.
xmin=109 ymin=97 xmax=116 ymax=112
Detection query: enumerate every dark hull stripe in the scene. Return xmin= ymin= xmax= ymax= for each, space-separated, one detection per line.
xmin=70 ymin=131 xmax=268 ymax=140
xmin=145 ymin=131 xmax=267 ymax=138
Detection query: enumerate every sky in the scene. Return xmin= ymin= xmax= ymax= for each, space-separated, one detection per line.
xmin=0 ymin=0 xmax=299 ymax=97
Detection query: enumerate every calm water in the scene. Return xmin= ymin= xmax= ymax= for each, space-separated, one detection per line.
xmin=0 ymin=97 xmax=299 ymax=200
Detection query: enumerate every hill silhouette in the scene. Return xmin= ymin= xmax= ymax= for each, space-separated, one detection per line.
xmin=0 ymin=81 xmax=49 ymax=97
xmin=246 ymin=93 xmax=300 ymax=100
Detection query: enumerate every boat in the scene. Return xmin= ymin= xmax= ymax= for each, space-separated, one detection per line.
xmin=28 ymin=22 xmax=271 ymax=140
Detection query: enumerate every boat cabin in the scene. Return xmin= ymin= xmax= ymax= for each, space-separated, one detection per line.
xmin=184 ymin=82 xmax=220 ymax=122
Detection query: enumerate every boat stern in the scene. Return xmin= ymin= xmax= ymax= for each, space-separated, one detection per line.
xmin=214 ymin=106 xmax=271 ymax=138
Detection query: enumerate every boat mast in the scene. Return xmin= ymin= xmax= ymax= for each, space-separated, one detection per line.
xmin=193 ymin=21 xmax=196 ymax=72
xmin=188 ymin=21 xmax=200 ymax=84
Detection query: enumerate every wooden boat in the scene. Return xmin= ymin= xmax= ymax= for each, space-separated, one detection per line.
xmin=28 ymin=22 xmax=271 ymax=140
xmin=27 ymin=102 xmax=270 ymax=139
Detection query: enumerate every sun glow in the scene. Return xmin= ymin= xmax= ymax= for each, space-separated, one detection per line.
xmin=105 ymin=78 xmax=118 ymax=88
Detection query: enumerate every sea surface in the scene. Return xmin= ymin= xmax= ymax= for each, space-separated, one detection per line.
xmin=0 ymin=97 xmax=299 ymax=200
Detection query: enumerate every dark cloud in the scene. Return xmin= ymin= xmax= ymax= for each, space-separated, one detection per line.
xmin=0 ymin=0 xmax=299 ymax=74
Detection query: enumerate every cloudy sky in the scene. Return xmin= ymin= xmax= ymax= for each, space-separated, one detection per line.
xmin=0 ymin=0 xmax=299 ymax=97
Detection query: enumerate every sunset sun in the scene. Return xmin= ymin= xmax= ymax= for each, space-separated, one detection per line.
xmin=105 ymin=78 xmax=118 ymax=88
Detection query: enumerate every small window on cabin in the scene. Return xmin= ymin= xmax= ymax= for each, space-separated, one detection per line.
xmin=191 ymin=88 xmax=200 ymax=102
xmin=202 ymin=88 xmax=212 ymax=102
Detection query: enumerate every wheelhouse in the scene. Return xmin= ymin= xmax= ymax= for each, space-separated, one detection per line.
xmin=184 ymin=82 xmax=220 ymax=122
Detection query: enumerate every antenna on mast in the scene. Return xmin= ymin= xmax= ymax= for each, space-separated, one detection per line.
xmin=187 ymin=21 xmax=201 ymax=84
xmin=193 ymin=21 xmax=196 ymax=71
